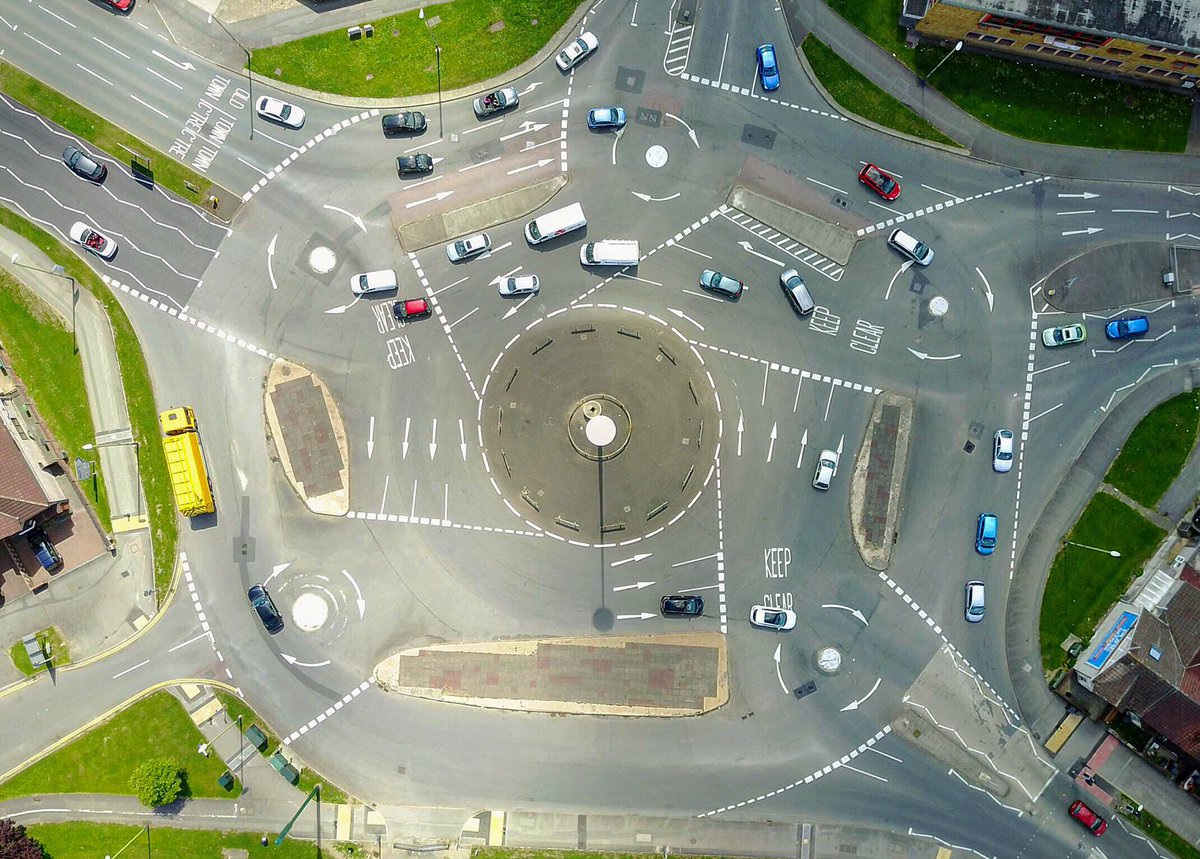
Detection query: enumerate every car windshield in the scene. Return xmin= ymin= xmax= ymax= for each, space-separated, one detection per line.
xmin=880 ymin=176 xmax=897 ymax=193
xmin=279 ymin=104 xmax=291 ymax=119
xmin=763 ymin=611 xmax=783 ymax=624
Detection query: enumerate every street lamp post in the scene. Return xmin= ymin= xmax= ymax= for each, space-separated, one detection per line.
xmin=208 ymin=14 xmax=253 ymax=140
xmin=9 ymin=255 xmax=77 ymax=355
xmin=83 ymin=438 xmax=142 ymax=519
xmin=1064 ymin=540 xmax=1121 ymax=558
xmin=927 ymin=39 xmax=964 ymax=79
xmin=435 ymin=42 xmax=443 ymax=139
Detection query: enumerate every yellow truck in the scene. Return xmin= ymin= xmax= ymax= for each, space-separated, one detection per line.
xmin=159 ymin=406 xmax=215 ymax=516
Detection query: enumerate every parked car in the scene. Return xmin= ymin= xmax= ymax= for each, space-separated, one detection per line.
xmin=964 ymin=581 xmax=985 ymax=623
xmin=102 ymin=0 xmax=134 ymax=10
xmin=381 ymin=111 xmax=427 ymax=135
xmin=396 ymin=154 xmax=434 ymax=176
xmin=25 ymin=528 xmax=62 ymax=571
xmin=587 ymin=107 xmax=627 ymax=130
xmin=62 ymin=146 xmax=107 ymax=182
xmin=498 ymin=275 xmax=540 ymax=297
xmin=661 ymin=594 xmax=704 ymax=617
xmin=1042 ymin=323 xmax=1087 ymax=347
xmin=812 ymin=449 xmax=839 ymax=490
xmin=247 ymin=584 xmax=284 ymax=633
xmin=69 ymin=221 xmax=117 ymax=259
xmin=1068 ymin=800 xmax=1107 ymax=836
xmin=975 ymin=513 xmax=998 ymax=556
xmin=349 ymin=269 xmax=397 ymax=296
xmin=393 ymin=298 xmax=432 ymax=322
xmin=446 ymin=233 xmax=492 ymax=262
xmin=756 ymin=44 xmax=780 ymax=91
xmin=556 ymin=31 xmax=599 ymax=71
xmin=887 ymin=229 xmax=933 ymax=265
xmin=256 ymin=96 xmax=305 ymax=129
xmin=992 ymin=429 xmax=1014 ymax=473
xmin=699 ymin=269 xmax=744 ymax=298
xmin=474 ymin=87 xmax=519 ymax=118
xmin=858 ymin=163 xmax=900 ymax=201
xmin=749 ymin=605 xmax=796 ymax=630
xmin=1105 ymin=315 xmax=1149 ymax=340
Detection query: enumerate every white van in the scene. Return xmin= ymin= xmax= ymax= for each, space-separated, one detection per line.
xmin=525 ymin=202 xmax=586 ymax=245
xmin=580 ymin=239 xmax=640 ymax=266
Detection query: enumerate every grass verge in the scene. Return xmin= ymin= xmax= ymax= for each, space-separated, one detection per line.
xmin=0 ymin=62 xmax=212 ymax=202
xmin=251 ymin=0 xmax=585 ymax=98
xmin=825 ymin=0 xmax=1191 ymax=151
xmin=0 ymin=690 xmax=237 ymax=800
xmin=214 ymin=690 xmax=350 ymax=804
xmin=0 ymin=206 xmax=177 ymax=604
xmin=1105 ymin=390 xmax=1200 ymax=508
xmin=1039 ymin=493 xmax=1164 ymax=673
xmin=8 ymin=627 xmax=70 ymax=676
xmin=26 ymin=822 xmax=322 ymax=859
xmin=1118 ymin=803 xmax=1200 ymax=859
xmin=801 ymin=35 xmax=957 ymax=146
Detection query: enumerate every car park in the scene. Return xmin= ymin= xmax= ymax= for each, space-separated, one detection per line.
xmin=975 ymin=513 xmax=998 ymax=555
xmin=813 ymin=449 xmax=839 ymax=490
xmin=1042 ymin=323 xmax=1087 ymax=347
xmin=779 ymin=269 xmax=815 ymax=315
xmin=858 ymin=163 xmax=900 ymax=201
xmin=587 ymin=107 xmax=627 ymax=130
xmin=393 ymin=298 xmax=432 ymax=322
xmin=661 ymin=594 xmax=704 ymax=617
xmin=964 ymin=581 xmax=985 ymax=622
xmin=256 ymin=96 xmax=305 ymax=129
xmin=247 ymin=584 xmax=284 ymax=633
xmin=992 ymin=429 xmax=1014 ymax=473
xmin=1068 ymin=800 xmax=1107 ymax=836
xmin=498 ymin=275 xmax=540 ymax=297
xmin=749 ymin=605 xmax=796 ymax=630
xmin=474 ymin=87 xmax=519 ymax=117
xmin=700 ymin=269 xmax=744 ymax=298
xmin=396 ymin=154 xmax=434 ymax=176
xmin=381 ymin=111 xmax=427 ymax=135
xmin=756 ymin=44 xmax=780 ymax=91
xmin=1105 ymin=315 xmax=1149 ymax=340
xmin=446 ymin=233 xmax=492 ymax=262
xmin=26 ymin=528 xmax=62 ymax=571
xmin=62 ymin=146 xmax=106 ymax=182
xmin=69 ymin=221 xmax=117 ymax=259
xmin=349 ymin=269 xmax=398 ymax=296
xmin=556 ymin=31 xmax=599 ymax=71
xmin=887 ymin=229 xmax=933 ymax=265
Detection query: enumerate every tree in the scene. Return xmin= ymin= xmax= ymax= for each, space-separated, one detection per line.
xmin=129 ymin=757 xmax=183 ymax=808
xmin=0 ymin=818 xmax=46 ymax=859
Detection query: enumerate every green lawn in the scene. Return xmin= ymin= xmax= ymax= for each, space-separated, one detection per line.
xmin=1039 ymin=493 xmax=1165 ymax=673
xmin=8 ymin=627 xmax=70 ymax=676
xmin=251 ymin=0 xmax=585 ymax=98
xmin=26 ymin=822 xmax=324 ymax=859
xmin=0 ymin=690 xmax=236 ymax=800
xmin=1118 ymin=804 xmax=1200 ymax=859
xmin=0 ymin=207 xmax=177 ymax=604
xmin=1105 ymin=390 xmax=1200 ymax=508
xmin=825 ymin=0 xmax=1191 ymax=151
xmin=0 ymin=272 xmax=110 ymax=527
xmin=802 ymin=35 xmax=957 ymax=147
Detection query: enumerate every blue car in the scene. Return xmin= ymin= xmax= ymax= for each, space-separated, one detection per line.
xmin=587 ymin=107 xmax=627 ymax=130
xmin=1105 ymin=315 xmax=1149 ymax=340
xmin=756 ymin=44 xmax=780 ymax=91
xmin=976 ymin=513 xmax=998 ymax=556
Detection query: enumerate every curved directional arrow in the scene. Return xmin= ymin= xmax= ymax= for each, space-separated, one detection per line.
xmin=631 ymin=191 xmax=681 ymax=203
xmin=264 ymin=562 xmax=290 ymax=586
xmin=975 ymin=266 xmax=994 ymax=312
xmin=907 ymin=348 xmax=961 ymax=361
xmin=667 ymin=307 xmax=704 ymax=331
xmin=884 ymin=260 xmax=914 ymax=301
xmin=266 ymin=234 xmax=279 ymax=291
xmin=282 ymin=654 xmax=332 ymax=668
xmin=342 ymin=568 xmax=366 ymax=620
xmin=773 ymin=643 xmax=788 ymax=694
xmin=821 ymin=603 xmax=869 ymax=625
xmin=663 ymin=112 xmax=700 ymax=148
xmin=324 ymin=295 xmax=362 ymax=315
xmin=841 ymin=677 xmax=882 ymax=712
xmin=323 ymin=204 xmax=366 ymax=233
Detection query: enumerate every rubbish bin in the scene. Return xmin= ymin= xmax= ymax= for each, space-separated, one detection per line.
xmin=218 ymin=771 xmax=235 ymax=791
xmin=245 ymin=724 xmax=268 ymax=751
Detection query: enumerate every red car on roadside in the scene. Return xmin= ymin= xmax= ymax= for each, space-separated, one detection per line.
xmin=1068 ymin=800 xmax=1107 ymax=836
xmin=103 ymin=0 xmax=134 ymax=11
xmin=393 ymin=298 xmax=432 ymax=322
xmin=858 ymin=163 xmax=901 ymax=201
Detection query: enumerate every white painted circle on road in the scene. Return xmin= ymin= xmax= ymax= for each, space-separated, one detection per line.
xmin=292 ymin=592 xmax=329 ymax=631
xmin=816 ymin=646 xmax=842 ymax=673
xmin=585 ymin=413 xmax=618 ymax=446
xmin=646 ymin=145 xmax=669 ymax=168
xmin=309 ymin=246 xmax=337 ymax=274
xmin=929 ymin=296 xmax=949 ymax=317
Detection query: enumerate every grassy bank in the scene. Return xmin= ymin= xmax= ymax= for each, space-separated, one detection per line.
xmin=27 ymin=822 xmax=321 ymax=859
xmin=1105 ymin=390 xmax=1200 ymax=508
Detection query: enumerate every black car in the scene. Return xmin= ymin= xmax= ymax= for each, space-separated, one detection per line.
xmin=62 ymin=146 xmax=107 ymax=182
xmin=396 ymin=154 xmax=434 ymax=176
xmin=26 ymin=528 xmax=62 ymax=571
xmin=248 ymin=584 xmax=284 ymax=633
xmin=381 ymin=111 xmax=427 ymax=135
xmin=661 ymin=594 xmax=704 ymax=617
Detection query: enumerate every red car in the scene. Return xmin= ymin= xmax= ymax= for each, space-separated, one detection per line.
xmin=858 ymin=163 xmax=900 ymax=201
xmin=393 ymin=298 xmax=432 ymax=322
xmin=1068 ymin=800 xmax=1107 ymax=836
xmin=103 ymin=0 xmax=134 ymax=10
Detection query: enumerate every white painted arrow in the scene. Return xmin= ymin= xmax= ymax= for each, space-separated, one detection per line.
xmin=500 ymin=121 xmax=549 ymax=141
xmin=773 ymin=643 xmax=789 ymax=694
xmin=152 ymin=49 xmax=195 ymax=71
xmin=766 ymin=422 xmax=777 ymax=463
xmin=324 ymin=295 xmax=361 ymax=315
xmin=611 ymin=553 xmax=652 ymax=568
xmin=405 ymin=190 xmax=454 ymax=209
xmin=342 ymin=568 xmax=366 ymax=620
xmin=664 ymin=112 xmax=700 ymax=148
xmin=507 ymin=158 xmax=554 ymax=175
xmin=796 ymin=428 xmax=808 ymax=469
xmin=840 ymin=677 xmax=882 ymax=712
xmin=281 ymin=654 xmax=332 ymax=668
xmin=323 ymin=204 xmax=366 ymax=233
xmin=737 ymin=240 xmax=784 ymax=267
xmin=617 ymin=612 xmax=657 ymax=620
xmin=1056 ymin=192 xmax=1098 ymax=199
xmin=822 ymin=603 xmax=869 ymax=625
xmin=631 ymin=191 xmax=681 ymax=203
xmin=264 ymin=562 xmax=290 ymax=585
xmin=502 ymin=292 xmax=537 ymax=320
xmin=402 ymin=417 xmax=411 ymax=460
xmin=367 ymin=415 xmax=375 ymax=459
xmin=458 ymin=419 xmax=467 ymax=461
xmin=667 ymin=307 xmax=705 ymax=331
xmin=975 ymin=266 xmax=994 ymax=312
xmin=1061 ymin=227 xmax=1103 ymax=236
xmin=884 ymin=260 xmax=914 ymax=301
xmin=907 ymin=348 xmax=962 ymax=361
xmin=266 ymin=234 xmax=279 ymax=291
xmin=429 ymin=417 xmax=438 ymax=460
xmin=518 ymin=80 xmax=544 ymax=95
xmin=736 ymin=412 xmax=745 ymax=457
xmin=612 ymin=581 xmax=656 ymax=592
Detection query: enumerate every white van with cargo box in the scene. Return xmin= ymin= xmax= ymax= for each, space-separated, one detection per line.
xmin=525 ymin=202 xmax=586 ymax=245
xmin=580 ymin=239 xmax=640 ymax=266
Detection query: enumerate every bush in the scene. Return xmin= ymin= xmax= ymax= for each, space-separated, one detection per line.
xmin=0 ymin=818 xmax=46 ymax=858
xmin=129 ymin=759 xmax=182 ymax=808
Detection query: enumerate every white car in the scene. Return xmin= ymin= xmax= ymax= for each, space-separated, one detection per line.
xmin=887 ymin=229 xmax=934 ymax=265
xmin=749 ymin=605 xmax=797 ymax=631
xmin=69 ymin=221 xmax=117 ymax=259
xmin=812 ymin=449 xmax=839 ymax=490
xmin=992 ymin=429 xmax=1014 ymax=473
xmin=256 ymin=96 xmax=306 ymax=129
xmin=349 ymin=269 xmax=397 ymax=296
xmin=446 ymin=233 xmax=491 ymax=262
xmin=1042 ymin=323 xmax=1087 ymax=347
xmin=498 ymin=275 xmax=539 ymax=297
xmin=556 ymin=31 xmax=599 ymax=71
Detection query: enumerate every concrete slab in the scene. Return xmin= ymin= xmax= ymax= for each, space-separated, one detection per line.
xmin=1042 ymin=242 xmax=1177 ymax=313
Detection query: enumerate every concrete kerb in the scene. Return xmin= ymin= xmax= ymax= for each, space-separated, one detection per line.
xmin=851 ymin=392 xmax=913 ymax=572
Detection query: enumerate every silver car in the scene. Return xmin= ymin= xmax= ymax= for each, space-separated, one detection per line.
xmin=965 ymin=581 xmax=985 ymax=622
xmin=992 ymin=429 xmax=1013 ymax=473
xmin=446 ymin=233 xmax=491 ymax=262
xmin=812 ymin=449 xmax=838 ymax=490
xmin=699 ymin=269 xmax=744 ymax=298
xmin=1042 ymin=323 xmax=1087 ymax=347
xmin=473 ymin=87 xmax=519 ymax=118
xmin=498 ymin=275 xmax=539 ymax=297
xmin=887 ymin=229 xmax=933 ymax=265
